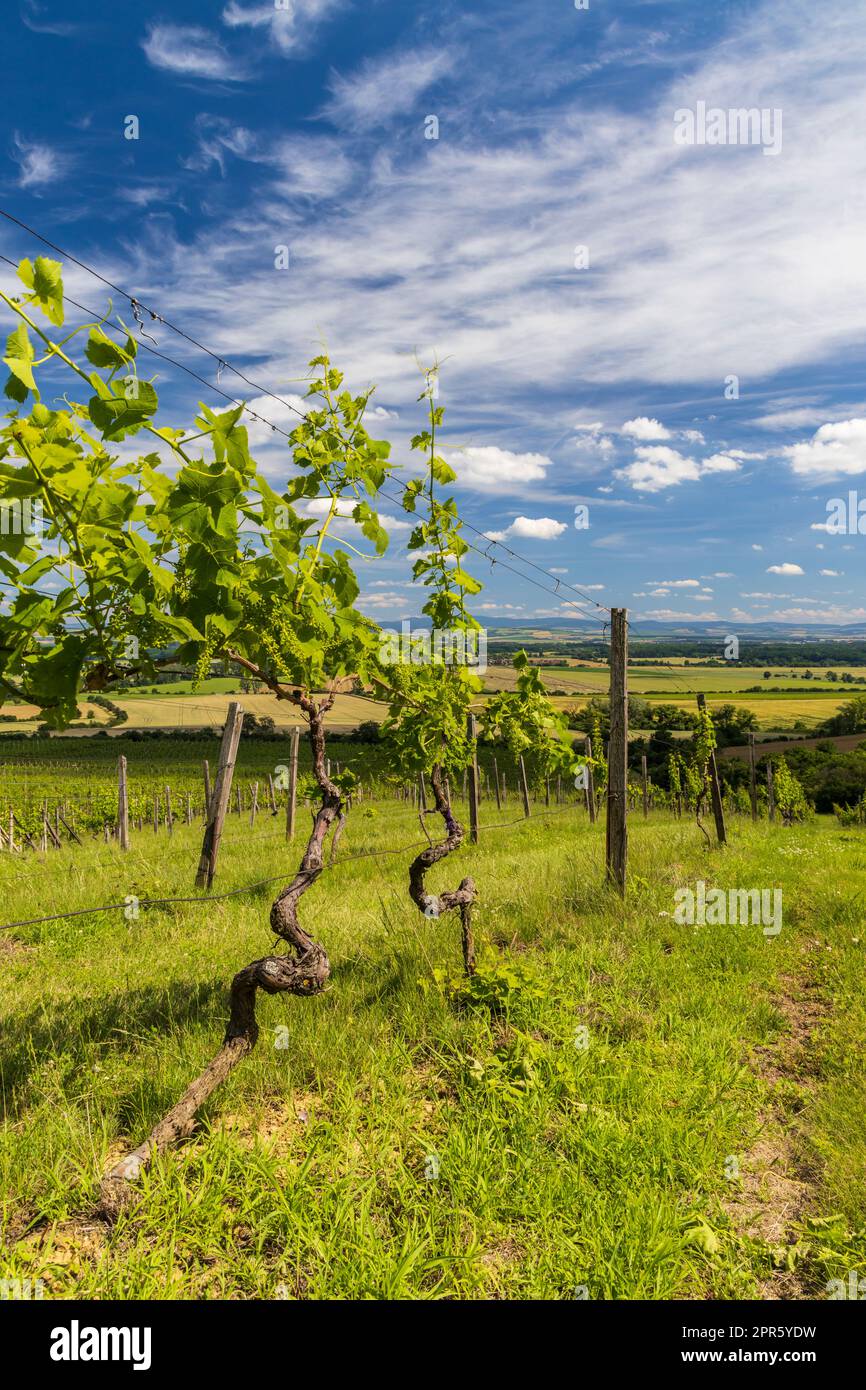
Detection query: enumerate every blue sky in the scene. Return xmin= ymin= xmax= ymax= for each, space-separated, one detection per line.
xmin=3 ymin=0 xmax=866 ymax=631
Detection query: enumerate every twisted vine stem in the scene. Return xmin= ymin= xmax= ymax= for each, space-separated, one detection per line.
xmin=408 ymin=764 xmax=477 ymax=974
xmin=100 ymin=693 xmax=340 ymax=1218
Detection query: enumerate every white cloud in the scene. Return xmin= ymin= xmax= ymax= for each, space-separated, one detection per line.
xmin=298 ymin=497 xmax=412 ymax=537
xmin=615 ymin=446 xmax=700 ymax=492
xmin=700 ymin=452 xmax=743 ymax=474
xmin=785 ymin=419 xmax=866 ymax=479
xmin=449 ymin=445 xmax=552 ymax=490
xmin=485 ymin=516 xmax=567 ymax=542
xmin=766 ymin=563 xmax=805 ymax=575
xmin=221 ymin=0 xmax=342 ymax=55
xmin=361 ymin=590 xmax=413 ymax=610
xmin=615 ymin=442 xmax=750 ymax=493
xmin=621 ymin=417 xmax=671 ymax=441
xmin=142 ymin=24 xmax=243 ymax=80
xmin=754 ymin=406 xmax=830 ymax=430
xmin=765 ymin=605 xmax=866 ymax=623
xmin=647 ymin=578 xmax=701 ymax=588
xmin=323 ymin=47 xmax=454 ymax=129
xmin=641 ymin=609 xmax=720 ymax=620
xmin=242 ymin=393 xmax=309 ymax=446
xmin=12 ymin=135 xmax=60 ymax=188
xmin=820 ymin=568 xmax=842 ymax=576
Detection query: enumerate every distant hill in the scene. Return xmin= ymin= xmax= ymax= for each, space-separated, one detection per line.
xmin=366 ymin=614 xmax=866 ymax=641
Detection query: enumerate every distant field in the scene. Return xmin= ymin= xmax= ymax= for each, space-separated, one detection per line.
xmin=110 ymin=692 xmax=384 ymax=730
xmin=546 ymin=692 xmax=844 ymax=732
xmin=0 ymin=663 xmax=854 ymax=737
xmin=485 ymin=664 xmax=864 ymax=695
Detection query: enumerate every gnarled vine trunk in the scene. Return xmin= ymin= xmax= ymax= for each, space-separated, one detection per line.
xmin=100 ymin=695 xmax=340 ymax=1219
xmin=408 ymin=764 xmax=477 ymax=974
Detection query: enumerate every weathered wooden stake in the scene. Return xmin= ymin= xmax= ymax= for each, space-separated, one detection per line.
xmin=585 ymin=736 xmax=597 ymax=824
xmin=117 ymin=755 xmax=130 ymax=850
xmin=767 ymin=762 xmax=776 ymax=823
xmin=748 ymin=733 xmax=758 ymax=822
xmin=203 ymin=759 xmax=212 ymax=817
xmin=286 ymin=726 xmax=299 ymax=842
xmin=493 ymin=756 xmax=502 ymax=811
xmin=196 ymin=701 xmax=244 ymax=891
xmin=641 ymin=754 xmax=649 ymax=819
xmin=467 ymin=714 xmax=480 ymax=844
xmin=518 ymin=755 xmax=531 ymax=818
xmin=606 ymin=608 xmax=628 ymax=895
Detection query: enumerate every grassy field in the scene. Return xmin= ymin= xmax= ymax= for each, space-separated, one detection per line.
xmin=485 ymin=663 xmax=865 ymax=694
xmin=1 ymin=797 xmax=864 ymax=1299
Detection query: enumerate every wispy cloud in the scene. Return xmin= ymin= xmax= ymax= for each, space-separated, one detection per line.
xmin=221 ymin=0 xmax=343 ymax=55
xmin=12 ymin=134 xmax=61 ymax=188
xmin=21 ymin=0 xmax=76 ymax=36
xmin=142 ymin=24 xmax=245 ymax=81
xmin=323 ymin=46 xmax=455 ymax=129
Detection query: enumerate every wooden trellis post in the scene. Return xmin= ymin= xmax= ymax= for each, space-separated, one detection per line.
xmin=606 ymin=608 xmax=628 ymax=895
xmin=493 ymin=756 xmax=502 ymax=811
xmin=203 ymin=759 xmax=212 ymax=817
xmin=584 ymin=736 xmax=597 ymax=824
xmin=196 ymin=701 xmax=244 ymax=890
xmin=767 ymin=762 xmax=776 ymax=823
xmin=641 ymin=754 xmax=649 ymax=819
xmin=286 ymin=726 xmax=299 ymax=841
xmin=117 ymin=755 xmax=130 ymax=851
xmin=748 ymin=734 xmax=758 ymax=822
xmin=518 ymin=755 xmax=531 ymax=818
xmin=467 ymin=714 xmax=480 ymax=844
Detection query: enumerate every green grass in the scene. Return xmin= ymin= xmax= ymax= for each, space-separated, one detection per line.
xmin=119 ymin=678 xmax=242 ymax=698
xmin=1 ymin=801 xmax=865 ymax=1299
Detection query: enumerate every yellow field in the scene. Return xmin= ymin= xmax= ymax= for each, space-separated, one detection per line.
xmin=111 ymin=692 xmax=383 ymax=729
xmin=547 ymin=693 xmax=843 ymax=731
